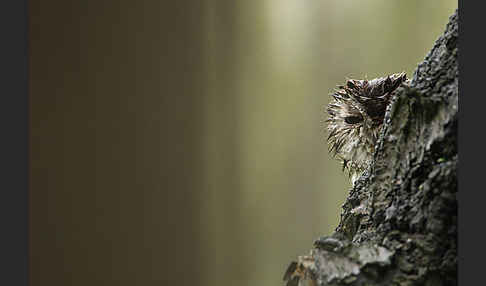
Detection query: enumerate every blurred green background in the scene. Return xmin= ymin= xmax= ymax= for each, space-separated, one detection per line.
xmin=30 ymin=1 xmax=457 ymax=286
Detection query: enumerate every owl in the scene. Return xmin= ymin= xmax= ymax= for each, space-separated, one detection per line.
xmin=326 ymin=73 xmax=408 ymax=185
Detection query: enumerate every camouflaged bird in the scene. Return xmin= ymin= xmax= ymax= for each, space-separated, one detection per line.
xmin=326 ymin=73 xmax=408 ymax=185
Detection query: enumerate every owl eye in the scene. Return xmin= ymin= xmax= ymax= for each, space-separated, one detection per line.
xmin=344 ymin=115 xmax=363 ymax=124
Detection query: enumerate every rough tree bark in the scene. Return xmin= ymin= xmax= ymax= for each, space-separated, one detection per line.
xmin=284 ymin=10 xmax=458 ymax=286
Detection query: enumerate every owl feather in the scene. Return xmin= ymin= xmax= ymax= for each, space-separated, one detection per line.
xmin=326 ymin=72 xmax=408 ymax=185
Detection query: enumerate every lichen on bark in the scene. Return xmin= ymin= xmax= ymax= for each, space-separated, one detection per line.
xmin=284 ymin=9 xmax=457 ymax=286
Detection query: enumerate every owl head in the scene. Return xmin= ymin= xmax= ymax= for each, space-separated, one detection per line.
xmin=326 ymin=73 xmax=407 ymax=179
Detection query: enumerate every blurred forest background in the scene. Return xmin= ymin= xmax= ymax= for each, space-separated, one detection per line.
xmin=31 ymin=1 xmax=457 ymax=286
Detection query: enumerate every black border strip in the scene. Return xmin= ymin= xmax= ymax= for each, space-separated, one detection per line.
xmin=459 ymin=2 xmax=483 ymax=286
xmin=0 ymin=0 xmax=28 ymax=285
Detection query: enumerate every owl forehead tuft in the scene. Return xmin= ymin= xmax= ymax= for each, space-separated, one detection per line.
xmin=329 ymin=72 xmax=407 ymax=119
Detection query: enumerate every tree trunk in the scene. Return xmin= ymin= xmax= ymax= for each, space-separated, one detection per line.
xmin=284 ymin=9 xmax=458 ymax=286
